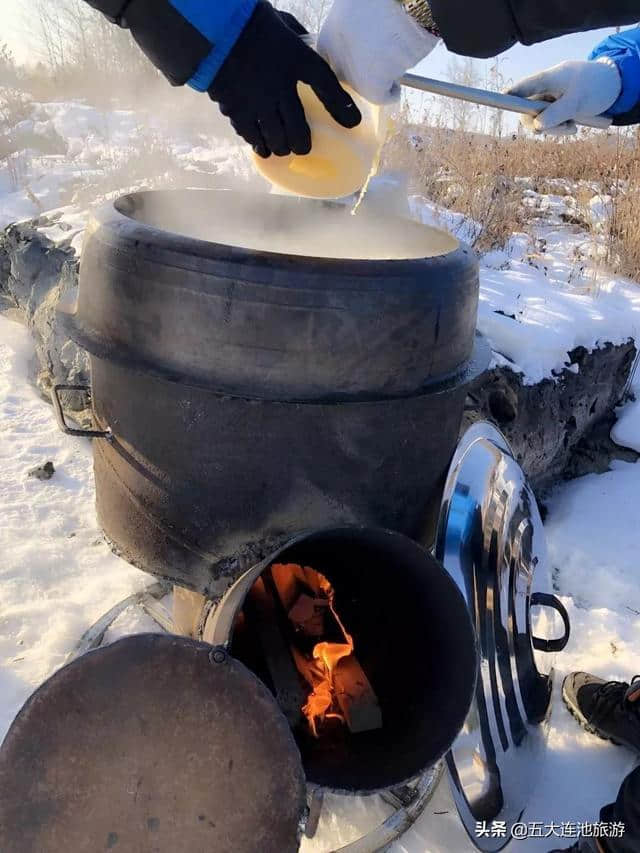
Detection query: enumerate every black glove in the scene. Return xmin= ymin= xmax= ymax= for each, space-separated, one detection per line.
xmin=208 ymin=0 xmax=362 ymax=158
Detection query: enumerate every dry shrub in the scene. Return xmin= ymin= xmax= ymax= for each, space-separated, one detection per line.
xmin=600 ymin=131 xmax=640 ymax=281
xmin=383 ymin=125 xmax=526 ymax=250
xmin=383 ymin=111 xmax=640 ymax=262
xmin=608 ymin=182 xmax=640 ymax=280
xmin=0 ymin=87 xmax=33 ymax=130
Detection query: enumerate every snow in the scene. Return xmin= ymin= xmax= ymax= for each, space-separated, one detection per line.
xmin=0 ymin=97 xmax=253 ymax=231
xmin=1 ymin=105 xmax=640 ymax=849
xmin=0 ymin=316 xmax=149 ymax=739
xmin=411 ymin=193 xmax=640 ymax=385
xmin=588 ymin=194 xmax=614 ymax=232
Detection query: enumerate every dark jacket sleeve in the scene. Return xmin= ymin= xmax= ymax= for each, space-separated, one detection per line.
xmin=83 ymin=0 xmax=257 ymax=90
xmin=83 ymin=0 xmax=210 ymax=85
xmin=429 ymin=0 xmax=640 ymax=58
xmin=83 ymin=0 xmax=130 ymax=23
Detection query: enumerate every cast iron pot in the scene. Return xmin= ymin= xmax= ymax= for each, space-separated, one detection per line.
xmin=56 ymin=190 xmax=489 ymax=594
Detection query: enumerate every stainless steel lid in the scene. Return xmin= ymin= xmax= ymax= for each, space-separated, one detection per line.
xmin=436 ymin=423 xmax=570 ymax=851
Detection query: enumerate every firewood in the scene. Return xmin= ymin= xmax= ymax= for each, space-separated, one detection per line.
xmin=288 ymin=594 xmax=329 ymax=637
xmin=172 ymin=586 xmax=206 ymax=638
xmin=270 ymin=563 xmax=307 ymax=610
xmin=333 ymin=655 xmax=383 ymax=734
xmin=271 ymin=565 xmax=344 ymax=645
xmin=246 ymin=577 xmax=306 ymax=726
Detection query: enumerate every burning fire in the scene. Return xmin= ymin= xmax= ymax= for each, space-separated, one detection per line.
xmin=270 ymin=563 xmax=381 ymax=738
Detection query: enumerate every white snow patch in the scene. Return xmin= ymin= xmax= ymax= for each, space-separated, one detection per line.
xmin=589 ymin=194 xmax=614 ymax=231
xmin=545 ymin=461 xmax=640 ymax=615
xmin=0 ymin=315 xmax=149 ymax=739
xmin=476 ymin=225 xmax=640 ymax=383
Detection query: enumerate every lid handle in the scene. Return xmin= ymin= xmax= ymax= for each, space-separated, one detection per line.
xmin=531 ymin=592 xmax=571 ymax=654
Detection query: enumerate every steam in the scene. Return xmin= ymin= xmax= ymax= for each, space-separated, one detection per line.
xmin=117 ymin=189 xmax=458 ymax=261
xmin=10 ymin=1 xmax=457 ymax=262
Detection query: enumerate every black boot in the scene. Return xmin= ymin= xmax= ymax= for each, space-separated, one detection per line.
xmin=549 ymin=842 xmax=600 ymax=852
xmin=563 ymin=672 xmax=640 ymax=753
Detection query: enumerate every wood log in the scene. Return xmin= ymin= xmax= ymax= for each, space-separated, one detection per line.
xmin=270 ymin=563 xmax=306 ymax=610
xmin=245 ymin=577 xmax=306 ymax=726
xmin=287 ymin=594 xmax=329 ymax=637
xmin=333 ymin=655 xmax=383 ymax=734
xmin=172 ymin=586 xmax=206 ymax=638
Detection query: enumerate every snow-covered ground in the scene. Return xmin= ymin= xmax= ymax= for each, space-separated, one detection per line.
xmin=1 ymin=101 xmax=640 ymax=851
xmin=0 ymin=97 xmax=254 ymax=230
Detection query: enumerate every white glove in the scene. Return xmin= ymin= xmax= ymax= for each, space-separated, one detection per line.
xmin=317 ymin=0 xmax=439 ymax=105
xmin=506 ymin=59 xmax=621 ymax=136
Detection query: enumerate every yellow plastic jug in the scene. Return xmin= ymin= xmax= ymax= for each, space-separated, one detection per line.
xmin=253 ymin=83 xmax=386 ymax=200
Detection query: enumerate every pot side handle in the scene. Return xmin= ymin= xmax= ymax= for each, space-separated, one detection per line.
xmin=52 ymin=384 xmax=112 ymax=440
xmin=530 ymin=592 xmax=571 ymax=654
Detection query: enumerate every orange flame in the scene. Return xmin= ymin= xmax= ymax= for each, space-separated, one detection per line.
xmin=272 ymin=563 xmax=355 ymax=737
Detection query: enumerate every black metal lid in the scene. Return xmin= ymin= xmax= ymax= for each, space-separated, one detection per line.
xmin=0 ymin=634 xmax=306 ymax=853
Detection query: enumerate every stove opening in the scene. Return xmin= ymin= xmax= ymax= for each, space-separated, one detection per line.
xmin=229 ymin=529 xmax=477 ymax=792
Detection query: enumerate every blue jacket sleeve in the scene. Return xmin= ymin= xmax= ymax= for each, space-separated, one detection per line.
xmin=170 ymin=0 xmax=259 ymax=91
xmin=589 ymin=27 xmax=640 ymax=119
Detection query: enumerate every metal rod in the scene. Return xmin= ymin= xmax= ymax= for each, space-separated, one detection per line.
xmin=400 ymin=72 xmax=612 ymax=130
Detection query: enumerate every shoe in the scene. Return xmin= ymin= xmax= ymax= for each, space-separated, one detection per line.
xmin=563 ymin=671 xmax=640 ymax=753
xmin=549 ymin=841 xmax=598 ymax=852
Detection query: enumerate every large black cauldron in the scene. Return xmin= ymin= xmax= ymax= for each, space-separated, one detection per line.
xmin=59 ymin=190 xmax=488 ymax=594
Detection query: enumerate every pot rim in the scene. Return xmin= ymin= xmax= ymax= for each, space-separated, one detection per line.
xmin=102 ymin=188 xmax=473 ymax=277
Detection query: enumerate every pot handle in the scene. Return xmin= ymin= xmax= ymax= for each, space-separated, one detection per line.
xmin=52 ymin=384 xmax=112 ymax=440
xmin=530 ymin=592 xmax=570 ymax=653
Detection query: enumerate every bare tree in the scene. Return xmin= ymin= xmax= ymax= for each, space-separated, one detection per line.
xmin=0 ymin=43 xmax=19 ymax=87
xmin=29 ymin=0 xmax=156 ymax=92
xmin=485 ymin=59 xmax=505 ymax=138
xmin=444 ymin=57 xmax=482 ymax=133
xmin=274 ymin=0 xmax=331 ymax=35
xmin=32 ymin=0 xmax=67 ymax=74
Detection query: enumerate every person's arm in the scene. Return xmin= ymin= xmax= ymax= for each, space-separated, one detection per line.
xmin=428 ymin=0 xmax=640 ymax=59
xmin=318 ymin=0 xmax=640 ymax=108
xmin=84 ymin=0 xmax=258 ymax=88
xmin=82 ymin=0 xmax=361 ymax=157
xmin=505 ymin=27 xmax=640 ymax=135
xmin=589 ymin=28 xmax=640 ymax=125
xmin=318 ymin=0 xmax=440 ymax=105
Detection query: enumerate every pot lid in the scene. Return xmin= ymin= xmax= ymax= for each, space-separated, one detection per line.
xmin=436 ymin=422 xmax=570 ymax=851
xmin=0 ymin=633 xmax=306 ymax=853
